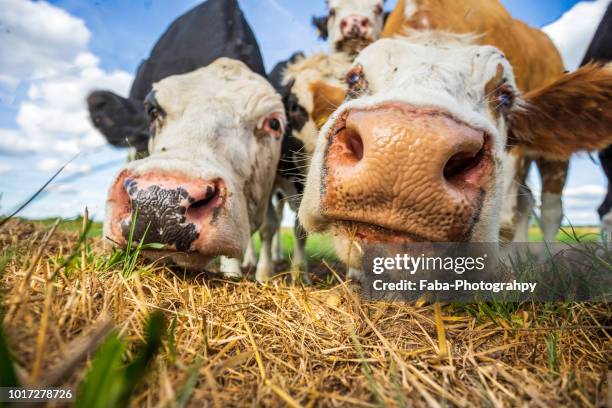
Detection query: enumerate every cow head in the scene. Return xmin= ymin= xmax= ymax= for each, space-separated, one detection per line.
xmin=87 ymin=90 xmax=150 ymax=154
xmin=105 ymin=58 xmax=285 ymax=267
xmin=299 ymin=33 xmax=612 ymax=266
xmin=312 ymin=0 xmax=387 ymax=54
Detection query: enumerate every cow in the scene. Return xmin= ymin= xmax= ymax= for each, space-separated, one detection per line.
xmin=87 ymin=0 xmax=265 ymax=158
xmin=298 ymin=32 xmax=612 ymax=279
xmin=381 ymin=0 xmax=570 ymax=244
xmin=312 ymin=0 xmax=388 ymax=55
xmin=104 ymin=58 xmax=286 ymax=282
xmin=581 ymin=3 xmax=612 ymax=235
xmin=91 ymin=0 xmax=287 ymax=281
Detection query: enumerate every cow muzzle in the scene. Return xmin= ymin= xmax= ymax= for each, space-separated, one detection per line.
xmin=318 ymin=103 xmax=494 ymax=243
xmin=106 ymin=170 xmax=229 ymax=255
xmin=340 ymin=14 xmax=372 ymax=39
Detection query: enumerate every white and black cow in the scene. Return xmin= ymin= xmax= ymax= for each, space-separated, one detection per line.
xmin=299 ymin=32 xmax=612 ymax=278
xmin=583 ymin=3 xmax=612 ymax=234
xmin=104 ymin=58 xmax=285 ymax=282
xmin=92 ymin=0 xmax=304 ymax=281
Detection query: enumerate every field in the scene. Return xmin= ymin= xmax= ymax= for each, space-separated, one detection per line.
xmin=1 ymin=218 xmax=610 ymax=407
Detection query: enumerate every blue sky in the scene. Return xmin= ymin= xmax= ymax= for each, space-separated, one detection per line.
xmin=0 ymin=0 xmax=610 ymax=226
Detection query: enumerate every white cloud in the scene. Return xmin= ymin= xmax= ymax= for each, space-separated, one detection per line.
xmin=47 ymin=183 xmax=79 ymax=195
xmin=0 ymin=128 xmax=42 ymax=155
xmin=0 ymin=163 xmax=13 ymax=174
xmin=563 ymin=184 xmax=606 ymax=197
xmin=0 ymin=2 xmax=133 ymax=157
xmin=543 ymin=0 xmax=610 ymax=70
xmin=37 ymin=158 xmax=92 ymax=175
xmin=0 ymin=0 xmax=91 ymax=89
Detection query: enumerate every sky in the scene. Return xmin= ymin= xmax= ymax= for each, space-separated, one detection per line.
xmin=0 ymin=0 xmax=610 ymax=227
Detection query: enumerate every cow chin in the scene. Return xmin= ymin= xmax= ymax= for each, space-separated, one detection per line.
xmin=334 ymin=36 xmax=374 ymax=55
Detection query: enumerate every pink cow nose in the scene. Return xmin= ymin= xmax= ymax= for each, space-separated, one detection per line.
xmin=107 ymin=170 xmax=226 ymax=251
xmin=340 ymin=14 xmax=371 ymax=39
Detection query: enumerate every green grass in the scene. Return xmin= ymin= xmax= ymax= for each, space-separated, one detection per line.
xmin=252 ymin=228 xmax=338 ymax=262
xmin=528 ymin=225 xmax=600 ymax=243
xmin=33 ymin=216 xmax=104 ymax=237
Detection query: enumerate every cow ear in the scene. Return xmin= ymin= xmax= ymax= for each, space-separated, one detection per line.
xmin=309 ymin=81 xmax=346 ymax=129
xmin=508 ymin=63 xmax=612 ymax=159
xmin=312 ymin=15 xmax=329 ymax=40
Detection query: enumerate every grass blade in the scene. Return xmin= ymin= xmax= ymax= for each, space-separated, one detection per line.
xmin=0 ymin=321 xmax=19 ymax=387
xmin=119 ymin=311 xmax=166 ymax=404
xmin=74 ymin=331 xmax=125 ymax=408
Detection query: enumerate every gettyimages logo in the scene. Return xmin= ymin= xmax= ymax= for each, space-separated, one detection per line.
xmin=371 ymin=252 xmax=488 ymax=275
xmin=360 ymin=242 xmax=612 ymax=302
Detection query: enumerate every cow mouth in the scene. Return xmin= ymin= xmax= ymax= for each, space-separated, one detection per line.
xmin=333 ymin=221 xmax=428 ymax=244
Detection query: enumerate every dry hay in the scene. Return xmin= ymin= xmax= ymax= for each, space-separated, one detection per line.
xmin=1 ymin=219 xmax=610 ymax=407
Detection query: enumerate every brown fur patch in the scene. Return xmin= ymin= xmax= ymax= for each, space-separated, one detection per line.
xmin=535 ymin=158 xmax=569 ymax=194
xmin=381 ymin=0 xmax=564 ymax=92
xmin=509 ymin=63 xmax=612 ymax=159
xmin=310 ymin=81 xmax=347 ymax=129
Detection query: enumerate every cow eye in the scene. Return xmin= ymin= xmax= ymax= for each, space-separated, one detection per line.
xmin=346 ymin=64 xmax=367 ymax=99
xmin=375 ymin=4 xmax=383 ymax=15
xmin=495 ymin=86 xmax=515 ymax=113
xmin=147 ymin=105 xmax=160 ymax=120
xmin=269 ymin=118 xmax=281 ymax=131
xmin=347 ymin=72 xmax=361 ymax=87
xmin=260 ymin=115 xmax=285 ymax=140
xmin=329 ymin=8 xmax=336 ymax=18
xmin=144 ymin=90 xmax=163 ymax=121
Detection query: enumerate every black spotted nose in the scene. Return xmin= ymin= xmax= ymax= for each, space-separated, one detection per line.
xmin=116 ymin=175 xmax=225 ymax=251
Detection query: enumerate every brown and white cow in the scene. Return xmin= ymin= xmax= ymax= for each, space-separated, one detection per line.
xmin=382 ymin=0 xmax=570 ymax=244
xmin=104 ymin=58 xmax=285 ymax=282
xmin=299 ymin=33 xmax=612 ymax=277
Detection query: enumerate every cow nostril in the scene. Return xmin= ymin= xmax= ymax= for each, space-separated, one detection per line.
xmin=443 ymin=145 xmax=485 ymax=182
xmin=188 ymin=185 xmax=219 ymax=212
xmin=334 ymin=126 xmax=364 ymax=164
xmin=360 ymin=19 xmax=368 ymax=28
xmin=346 ymin=129 xmax=364 ymax=161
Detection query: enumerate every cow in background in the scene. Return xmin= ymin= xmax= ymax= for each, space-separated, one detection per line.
xmin=582 ymin=3 xmax=612 ymax=234
xmin=239 ymin=53 xmax=312 ymax=283
xmin=312 ymin=0 xmax=388 ymax=55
